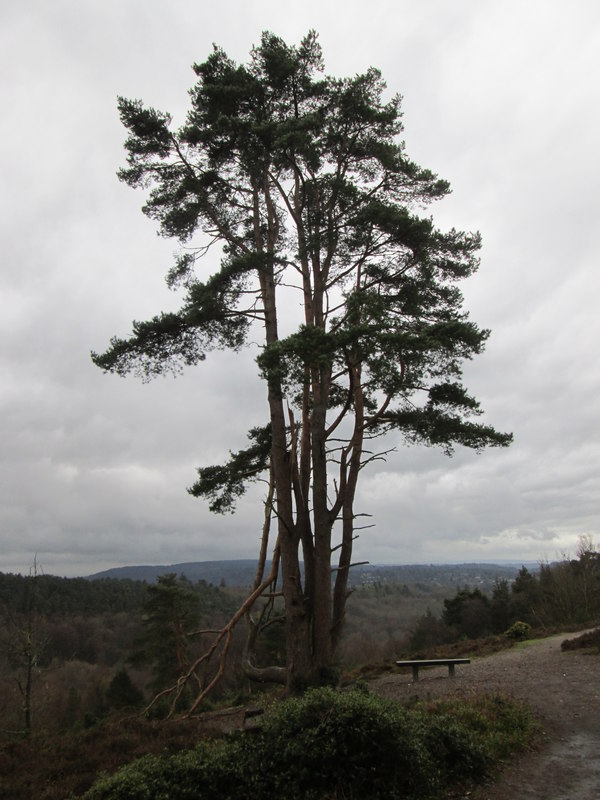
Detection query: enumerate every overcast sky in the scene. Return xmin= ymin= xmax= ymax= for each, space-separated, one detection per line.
xmin=2 ymin=0 xmax=599 ymax=577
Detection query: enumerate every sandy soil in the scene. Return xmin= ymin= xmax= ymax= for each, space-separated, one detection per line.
xmin=370 ymin=632 xmax=600 ymax=799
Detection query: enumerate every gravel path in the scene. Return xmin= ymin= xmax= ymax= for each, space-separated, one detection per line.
xmin=370 ymin=632 xmax=600 ymax=799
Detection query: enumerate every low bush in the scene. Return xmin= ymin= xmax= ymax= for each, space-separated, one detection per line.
xmin=253 ymin=688 xmax=440 ymax=799
xmin=81 ymin=687 xmax=536 ymax=800
xmin=561 ymin=627 xmax=600 ymax=652
xmin=504 ymin=621 xmax=531 ymax=641
xmin=423 ymin=692 xmax=539 ymax=760
xmin=79 ymin=742 xmax=247 ymax=800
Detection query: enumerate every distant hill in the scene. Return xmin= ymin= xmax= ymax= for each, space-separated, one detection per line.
xmin=87 ymin=560 xmax=534 ymax=589
xmin=86 ymin=560 xmax=261 ymax=587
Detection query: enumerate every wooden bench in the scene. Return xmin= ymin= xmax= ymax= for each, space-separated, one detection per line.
xmin=395 ymin=658 xmax=471 ymax=682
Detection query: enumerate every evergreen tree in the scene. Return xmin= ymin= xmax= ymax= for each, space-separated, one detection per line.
xmin=442 ymin=588 xmax=492 ymax=639
xmin=130 ymin=574 xmax=200 ymax=692
xmin=106 ymin=667 xmax=144 ymax=709
xmin=510 ymin=566 xmax=539 ymax=624
xmin=92 ymin=32 xmax=511 ymax=690
xmin=490 ymin=578 xmax=512 ymax=633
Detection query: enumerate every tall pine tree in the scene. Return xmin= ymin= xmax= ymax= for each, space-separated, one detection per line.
xmin=93 ymin=31 xmax=511 ymax=692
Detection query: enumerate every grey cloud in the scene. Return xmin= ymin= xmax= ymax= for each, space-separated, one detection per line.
xmin=2 ymin=0 xmax=600 ymax=576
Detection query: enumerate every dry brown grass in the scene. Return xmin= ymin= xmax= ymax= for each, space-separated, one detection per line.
xmin=0 ymin=714 xmax=211 ymax=800
xmin=560 ymin=626 xmax=600 ymax=652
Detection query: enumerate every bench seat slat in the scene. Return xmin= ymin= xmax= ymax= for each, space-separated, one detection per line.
xmin=395 ymin=658 xmax=471 ymax=667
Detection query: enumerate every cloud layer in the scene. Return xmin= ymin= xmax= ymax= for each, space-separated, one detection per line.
xmin=2 ymin=0 xmax=599 ymax=576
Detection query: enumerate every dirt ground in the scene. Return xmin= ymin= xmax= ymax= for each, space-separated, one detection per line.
xmin=371 ymin=632 xmax=600 ymax=800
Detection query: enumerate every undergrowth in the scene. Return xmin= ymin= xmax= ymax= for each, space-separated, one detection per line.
xmin=79 ymin=687 xmax=537 ymax=800
xmin=561 ymin=627 xmax=600 ymax=653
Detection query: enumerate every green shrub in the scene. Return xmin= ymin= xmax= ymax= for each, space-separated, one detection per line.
xmin=504 ymin=620 xmax=531 ymax=640
xmin=252 ymin=687 xmax=438 ymax=799
xmin=81 ymin=741 xmax=247 ymax=800
xmin=425 ymin=693 xmax=539 ymax=760
xmin=418 ymin=714 xmax=490 ymax=781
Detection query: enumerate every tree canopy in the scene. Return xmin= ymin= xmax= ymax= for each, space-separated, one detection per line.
xmin=92 ymin=31 xmax=511 ymax=694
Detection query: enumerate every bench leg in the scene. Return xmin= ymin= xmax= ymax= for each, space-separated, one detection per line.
xmin=411 ymin=665 xmax=419 ymax=682
xmin=448 ymin=663 xmax=456 ymax=677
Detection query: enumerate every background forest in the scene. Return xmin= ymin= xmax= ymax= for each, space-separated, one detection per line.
xmin=2 ymin=539 xmax=599 ymax=743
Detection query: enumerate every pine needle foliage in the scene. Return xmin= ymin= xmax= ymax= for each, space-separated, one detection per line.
xmin=92 ymin=31 xmax=511 ymax=687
